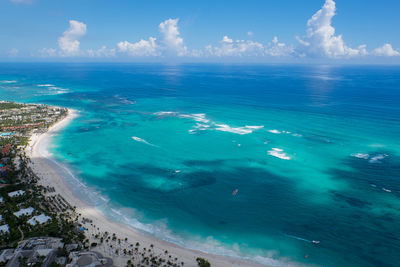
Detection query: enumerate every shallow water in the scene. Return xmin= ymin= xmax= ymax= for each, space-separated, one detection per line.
xmin=1 ymin=63 xmax=400 ymax=266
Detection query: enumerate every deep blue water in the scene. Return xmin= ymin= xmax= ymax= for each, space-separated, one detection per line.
xmin=1 ymin=63 xmax=400 ymax=266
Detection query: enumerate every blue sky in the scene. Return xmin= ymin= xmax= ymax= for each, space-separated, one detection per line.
xmin=1 ymin=0 xmax=400 ymax=62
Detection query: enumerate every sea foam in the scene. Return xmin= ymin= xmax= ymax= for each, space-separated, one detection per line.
xmin=351 ymin=153 xmax=370 ymax=159
xmin=351 ymin=153 xmax=388 ymax=163
xmin=0 ymin=80 xmax=17 ymax=84
xmin=114 ymin=94 xmax=136 ymax=105
xmin=268 ymin=148 xmax=291 ymax=160
xmin=155 ymin=111 xmax=263 ymax=135
xmin=268 ymin=129 xmax=281 ymax=134
xmin=131 ymin=136 xmax=157 ymax=147
xmin=369 ymin=154 xmax=388 ymax=163
xmin=214 ymin=124 xmax=264 ymax=135
xmin=37 ymin=84 xmax=55 ymax=87
xmin=269 ymin=129 xmax=302 ymax=137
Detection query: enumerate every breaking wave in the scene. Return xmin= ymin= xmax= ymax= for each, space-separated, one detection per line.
xmin=351 ymin=153 xmax=388 ymax=163
xmin=0 ymin=80 xmax=17 ymax=84
xmin=268 ymin=148 xmax=291 ymax=160
xmin=37 ymin=84 xmax=55 ymax=87
xmin=155 ymin=111 xmax=263 ymax=135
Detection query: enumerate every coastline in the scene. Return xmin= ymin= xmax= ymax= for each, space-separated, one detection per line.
xmin=25 ymin=108 xmax=265 ymax=267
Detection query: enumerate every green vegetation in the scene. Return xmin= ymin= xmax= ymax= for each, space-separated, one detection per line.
xmin=0 ymin=102 xmax=23 ymax=110
xmin=0 ymin=101 xmax=78 ymax=248
xmin=196 ymin=257 xmax=211 ymax=267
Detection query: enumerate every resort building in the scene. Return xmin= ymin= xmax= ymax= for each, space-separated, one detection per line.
xmin=13 ymin=207 xmax=34 ymax=217
xmin=2 ymin=237 xmax=65 ymax=267
xmin=67 ymin=251 xmax=113 ymax=267
xmin=0 ymin=224 xmax=9 ymax=234
xmin=28 ymin=214 xmax=51 ymax=225
xmin=8 ymin=190 xmax=25 ymax=197
xmin=0 ymin=249 xmax=14 ymax=263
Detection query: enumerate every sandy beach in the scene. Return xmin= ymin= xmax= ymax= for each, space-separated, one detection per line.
xmin=25 ymin=109 xmax=263 ymax=267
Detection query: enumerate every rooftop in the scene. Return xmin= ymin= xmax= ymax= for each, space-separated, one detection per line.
xmin=28 ymin=213 xmax=51 ymax=225
xmin=8 ymin=190 xmax=25 ymax=197
xmin=0 ymin=224 xmax=9 ymax=234
xmin=13 ymin=207 xmax=34 ymax=217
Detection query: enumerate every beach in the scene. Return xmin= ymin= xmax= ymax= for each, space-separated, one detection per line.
xmin=25 ymin=108 xmax=262 ymax=267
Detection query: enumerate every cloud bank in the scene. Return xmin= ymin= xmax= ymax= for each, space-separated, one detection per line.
xmin=38 ymin=0 xmax=399 ymax=60
xmin=159 ymin=18 xmax=187 ymax=56
xmin=10 ymin=0 xmax=32 ymax=3
xmin=296 ymin=0 xmax=359 ymax=58
xmin=7 ymin=48 xmax=19 ymax=57
xmin=373 ymin=44 xmax=400 ymax=57
xmin=117 ymin=18 xmax=188 ymax=57
xmin=118 ymin=38 xmax=159 ymax=56
xmin=58 ymin=20 xmax=87 ymax=56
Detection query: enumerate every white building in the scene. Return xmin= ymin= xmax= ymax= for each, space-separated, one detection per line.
xmin=13 ymin=207 xmax=34 ymax=217
xmin=8 ymin=190 xmax=25 ymax=197
xmin=0 ymin=249 xmax=14 ymax=263
xmin=0 ymin=224 xmax=9 ymax=234
xmin=0 ymin=197 xmax=3 ymax=203
xmin=28 ymin=214 xmax=51 ymax=225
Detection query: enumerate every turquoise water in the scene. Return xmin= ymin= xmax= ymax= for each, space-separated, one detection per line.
xmin=1 ymin=63 xmax=400 ymax=266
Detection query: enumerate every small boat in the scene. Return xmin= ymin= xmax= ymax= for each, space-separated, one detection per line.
xmin=312 ymin=240 xmax=320 ymax=244
xmin=232 ymin=189 xmax=239 ymax=196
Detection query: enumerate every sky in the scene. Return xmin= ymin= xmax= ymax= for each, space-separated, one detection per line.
xmin=1 ymin=0 xmax=400 ymax=63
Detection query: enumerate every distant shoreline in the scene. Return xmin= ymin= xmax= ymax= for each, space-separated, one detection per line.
xmin=25 ymin=108 xmax=265 ymax=267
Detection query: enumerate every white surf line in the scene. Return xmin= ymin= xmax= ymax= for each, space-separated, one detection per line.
xmin=214 ymin=124 xmax=264 ymax=135
xmin=267 ymin=148 xmax=291 ymax=160
xmin=0 ymin=80 xmax=17 ymax=83
xmin=37 ymin=84 xmax=55 ymax=87
xmin=155 ymin=111 xmax=265 ymax=135
xmin=131 ymin=136 xmax=158 ymax=147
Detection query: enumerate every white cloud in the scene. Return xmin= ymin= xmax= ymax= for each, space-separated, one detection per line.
xmin=188 ymin=49 xmax=204 ymax=57
xmin=118 ymin=18 xmax=191 ymax=57
xmin=10 ymin=0 xmax=32 ymax=3
xmin=87 ymin=46 xmax=116 ymax=57
xmin=357 ymin=44 xmax=368 ymax=56
xmin=206 ymin=35 xmax=264 ymax=57
xmin=295 ymin=0 xmax=399 ymax=59
xmin=38 ymin=48 xmax=57 ymax=57
xmin=58 ymin=20 xmax=87 ymax=56
xmin=158 ymin=18 xmax=187 ymax=56
xmin=222 ymin=35 xmax=233 ymax=44
xmin=266 ymin=37 xmax=294 ymax=57
xmin=205 ymin=35 xmax=293 ymax=57
xmin=33 ymin=2 xmax=398 ymax=61
xmin=117 ymin=37 xmax=159 ymax=56
xmin=7 ymin=48 xmax=19 ymax=57
xmin=40 ymin=20 xmax=114 ymax=58
xmin=297 ymin=0 xmax=359 ymax=58
xmin=372 ymin=43 xmax=400 ymax=57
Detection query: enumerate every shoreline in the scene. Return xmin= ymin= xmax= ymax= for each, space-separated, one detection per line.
xmin=25 ymin=108 xmax=266 ymax=267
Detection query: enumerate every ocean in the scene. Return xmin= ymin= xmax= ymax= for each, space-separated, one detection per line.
xmin=1 ymin=63 xmax=400 ymax=266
